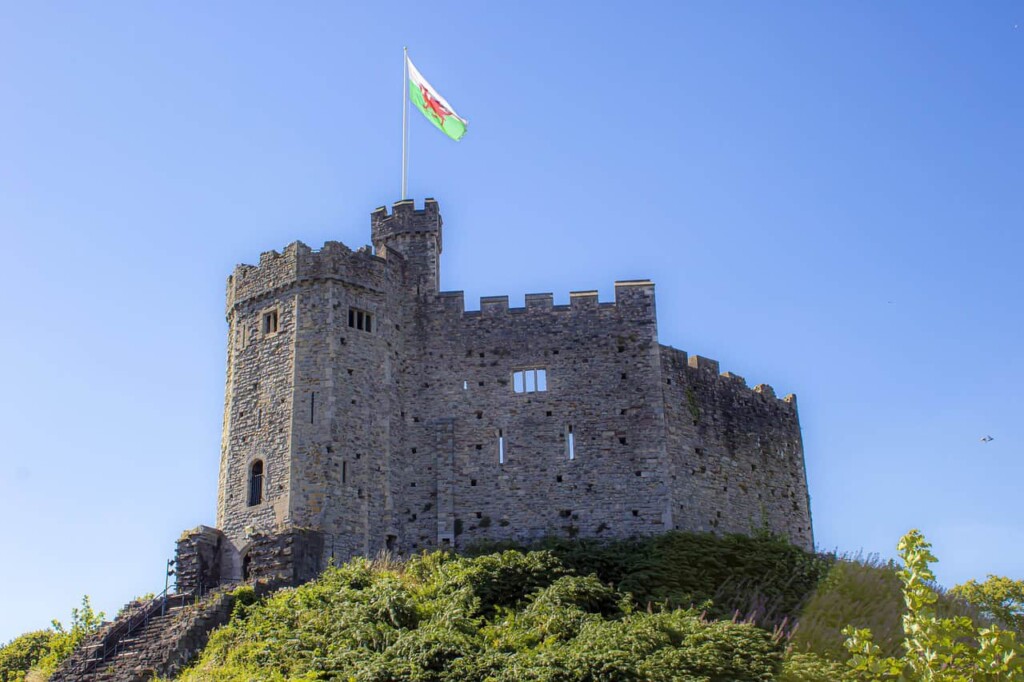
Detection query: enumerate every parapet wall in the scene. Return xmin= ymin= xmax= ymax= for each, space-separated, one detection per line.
xmin=432 ymin=280 xmax=656 ymax=320
xmin=226 ymin=240 xmax=391 ymax=314
xmin=371 ymin=198 xmax=443 ymax=251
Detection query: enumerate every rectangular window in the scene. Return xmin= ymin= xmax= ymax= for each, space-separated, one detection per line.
xmin=342 ymin=461 xmax=347 ymax=484
xmin=566 ymin=424 xmax=575 ymax=460
xmin=512 ymin=368 xmax=547 ymax=393
xmin=348 ymin=307 xmax=373 ymax=332
xmin=498 ymin=429 xmax=505 ymax=464
xmin=262 ymin=310 xmax=279 ymax=334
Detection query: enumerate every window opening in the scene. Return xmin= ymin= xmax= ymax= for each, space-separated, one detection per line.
xmin=512 ymin=368 xmax=547 ymax=393
xmin=348 ymin=307 xmax=373 ymax=332
xmin=262 ymin=310 xmax=278 ymax=334
xmin=342 ymin=461 xmax=347 ymax=484
xmin=498 ymin=429 xmax=505 ymax=464
xmin=310 ymin=392 xmax=315 ymax=423
xmin=248 ymin=460 xmax=264 ymax=506
xmin=567 ymin=425 xmax=575 ymax=460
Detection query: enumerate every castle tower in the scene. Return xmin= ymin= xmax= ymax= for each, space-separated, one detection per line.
xmin=371 ymin=198 xmax=442 ymax=296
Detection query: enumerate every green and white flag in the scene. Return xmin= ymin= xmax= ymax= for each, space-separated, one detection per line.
xmin=407 ymin=57 xmax=468 ymax=141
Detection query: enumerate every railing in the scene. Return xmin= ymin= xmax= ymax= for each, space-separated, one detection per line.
xmin=63 ymin=586 xmax=181 ymax=678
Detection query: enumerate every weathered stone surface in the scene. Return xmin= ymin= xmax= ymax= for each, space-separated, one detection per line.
xmin=175 ymin=525 xmax=223 ymax=594
xmin=50 ymin=590 xmax=237 ymax=682
xmin=213 ymin=198 xmax=814 ymax=577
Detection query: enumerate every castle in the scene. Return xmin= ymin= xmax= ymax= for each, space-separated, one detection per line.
xmin=176 ymin=198 xmax=813 ymax=589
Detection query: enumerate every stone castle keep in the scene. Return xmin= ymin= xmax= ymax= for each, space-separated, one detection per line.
xmin=177 ymin=198 xmax=813 ymax=589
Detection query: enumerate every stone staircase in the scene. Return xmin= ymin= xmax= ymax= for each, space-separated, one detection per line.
xmin=51 ymin=589 xmax=237 ymax=682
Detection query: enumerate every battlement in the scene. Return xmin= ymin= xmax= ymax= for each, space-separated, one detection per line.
xmin=371 ymin=198 xmax=443 ymax=253
xmin=432 ymin=280 xmax=656 ymax=320
xmin=660 ymin=345 xmax=796 ymax=408
xmin=226 ymin=238 xmax=390 ymax=313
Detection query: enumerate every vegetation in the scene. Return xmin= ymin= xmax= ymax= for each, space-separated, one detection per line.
xmin=950 ymin=575 xmax=1024 ymax=634
xmin=0 ymin=631 xmax=53 ymax=682
xmin=843 ymin=530 xmax=1024 ymax=681
xmin=178 ymin=549 xmax=787 ymax=681
xmin=465 ymin=531 xmax=833 ymax=627
xmin=6 ymin=530 xmax=1023 ymax=681
xmin=0 ymin=596 xmax=104 ymax=682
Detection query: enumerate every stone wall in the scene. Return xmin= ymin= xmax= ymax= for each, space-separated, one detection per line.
xmin=398 ymin=280 xmax=671 ymax=551
xmin=175 ymin=525 xmax=224 ymax=593
xmin=661 ymin=347 xmax=813 ymax=551
xmin=243 ymin=528 xmax=325 ymax=585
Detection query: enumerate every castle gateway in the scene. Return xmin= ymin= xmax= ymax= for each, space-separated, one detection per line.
xmin=178 ymin=199 xmax=813 ymax=588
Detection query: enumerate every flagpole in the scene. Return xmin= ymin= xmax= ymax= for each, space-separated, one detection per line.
xmin=401 ymin=47 xmax=409 ymax=200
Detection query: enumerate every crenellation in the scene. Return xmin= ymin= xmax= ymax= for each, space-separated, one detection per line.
xmin=688 ymin=354 xmax=720 ymax=374
xmin=480 ymin=295 xmax=509 ymax=313
xmin=721 ymin=371 xmax=746 ymax=386
xmin=525 ymin=292 xmax=554 ymax=309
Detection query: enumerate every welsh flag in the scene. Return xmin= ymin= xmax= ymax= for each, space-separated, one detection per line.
xmin=408 ymin=57 xmax=468 ymax=141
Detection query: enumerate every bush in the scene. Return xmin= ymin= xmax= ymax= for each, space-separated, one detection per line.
xmin=844 ymin=530 xmax=1024 ymax=681
xmin=466 ymin=530 xmax=832 ymax=627
xmin=0 ymin=631 xmax=53 ymax=682
xmin=178 ymin=550 xmax=787 ymax=681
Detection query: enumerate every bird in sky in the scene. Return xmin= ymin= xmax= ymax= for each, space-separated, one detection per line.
xmin=980 ymin=435 xmax=994 ymax=443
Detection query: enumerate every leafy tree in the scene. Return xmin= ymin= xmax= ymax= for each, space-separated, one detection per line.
xmin=0 ymin=631 xmax=53 ymax=682
xmin=950 ymin=575 xmax=1024 ymax=633
xmin=843 ymin=529 xmax=1024 ymax=681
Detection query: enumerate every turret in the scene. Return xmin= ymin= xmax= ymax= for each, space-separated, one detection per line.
xmin=371 ymin=198 xmax=442 ymax=295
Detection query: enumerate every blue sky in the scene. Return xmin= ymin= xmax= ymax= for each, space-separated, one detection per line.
xmin=1 ymin=2 xmax=1021 ymax=641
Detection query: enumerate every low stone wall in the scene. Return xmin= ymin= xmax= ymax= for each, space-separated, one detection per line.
xmin=176 ymin=525 xmax=224 ymax=593
xmin=244 ymin=528 xmax=324 ymax=586
xmin=134 ymin=590 xmax=237 ymax=680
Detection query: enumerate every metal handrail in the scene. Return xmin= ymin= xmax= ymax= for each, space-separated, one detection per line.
xmin=71 ymin=586 xmax=176 ymax=677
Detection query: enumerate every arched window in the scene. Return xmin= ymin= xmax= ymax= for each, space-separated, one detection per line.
xmin=248 ymin=460 xmax=264 ymax=506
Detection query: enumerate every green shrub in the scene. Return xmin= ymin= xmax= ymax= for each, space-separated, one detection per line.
xmin=0 ymin=631 xmax=53 ymax=682
xmin=178 ymin=549 xmax=787 ymax=682
xmin=844 ymin=529 xmax=1024 ymax=681
xmin=467 ymin=530 xmax=832 ymax=627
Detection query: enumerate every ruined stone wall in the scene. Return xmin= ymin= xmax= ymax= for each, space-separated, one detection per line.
xmin=175 ymin=526 xmax=224 ymax=594
xmin=660 ymin=347 xmax=813 ymax=551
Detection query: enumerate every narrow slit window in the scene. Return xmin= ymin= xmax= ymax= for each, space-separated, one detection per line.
xmin=262 ymin=310 xmax=278 ymax=334
xmin=310 ymin=392 xmax=315 ymax=424
xmin=342 ymin=461 xmax=347 ymax=484
xmin=566 ymin=424 xmax=575 ymax=460
xmin=498 ymin=429 xmax=505 ymax=464
xmin=248 ymin=460 xmax=264 ymax=506
xmin=512 ymin=368 xmax=548 ymax=393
